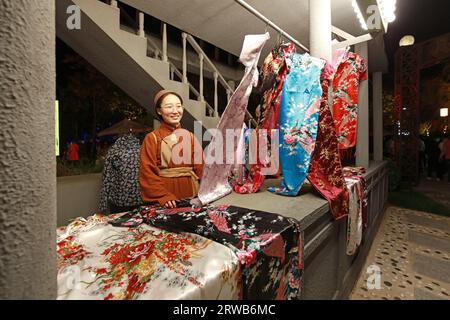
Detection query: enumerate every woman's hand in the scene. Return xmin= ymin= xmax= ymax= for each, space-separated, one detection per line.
xmin=164 ymin=200 xmax=177 ymax=209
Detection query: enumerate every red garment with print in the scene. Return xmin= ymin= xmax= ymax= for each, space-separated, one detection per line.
xmin=234 ymin=43 xmax=295 ymax=194
xmin=332 ymin=52 xmax=367 ymax=155
xmin=307 ymin=62 xmax=349 ymax=220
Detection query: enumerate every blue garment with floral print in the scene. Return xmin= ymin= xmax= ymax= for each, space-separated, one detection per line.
xmin=268 ymin=53 xmax=325 ymax=196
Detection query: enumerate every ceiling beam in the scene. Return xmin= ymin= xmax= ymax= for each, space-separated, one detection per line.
xmin=331 ymin=26 xmax=356 ymax=40
xmin=332 ymin=33 xmax=373 ymax=49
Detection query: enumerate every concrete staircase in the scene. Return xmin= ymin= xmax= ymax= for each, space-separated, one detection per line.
xmin=56 ymin=0 xmax=221 ymax=132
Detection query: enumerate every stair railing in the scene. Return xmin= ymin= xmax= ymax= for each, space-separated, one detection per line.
xmin=109 ymin=0 xmax=256 ymax=127
xmin=183 ymin=33 xmax=257 ymax=127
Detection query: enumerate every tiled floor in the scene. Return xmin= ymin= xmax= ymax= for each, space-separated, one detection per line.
xmin=350 ymin=206 xmax=450 ymax=300
xmin=414 ymin=178 xmax=450 ymax=209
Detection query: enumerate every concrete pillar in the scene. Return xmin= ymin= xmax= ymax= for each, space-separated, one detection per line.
xmin=355 ymin=42 xmax=370 ymax=169
xmin=309 ymin=0 xmax=332 ymax=62
xmin=373 ymin=72 xmax=383 ymax=162
xmin=0 ymin=1 xmax=56 ymax=298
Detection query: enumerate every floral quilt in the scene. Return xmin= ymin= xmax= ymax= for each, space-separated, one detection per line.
xmin=109 ymin=204 xmax=304 ymax=300
xmin=57 ymin=213 xmax=241 ymax=300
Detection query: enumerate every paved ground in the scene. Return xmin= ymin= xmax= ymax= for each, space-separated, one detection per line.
xmin=414 ymin=178 xmax=450 ymax=209
xmin=350 ymin=206 xmax=450 ymax=300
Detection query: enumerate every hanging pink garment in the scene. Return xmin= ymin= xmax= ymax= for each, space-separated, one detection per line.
xmin=307 ymin=62 xmax=349 ymax=220
xmin=196 ymin=33 xmax=270 ymax=205
xmin=332 ymin=47 xmax=349 ymax=71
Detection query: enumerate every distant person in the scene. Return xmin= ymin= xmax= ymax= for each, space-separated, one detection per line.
xmin=440 ymin=134 xmax=450 ymax=183
xmin=384 ymin=136 xmax=394 ymax=159
xmin=98 ymin=133 xmax=143 ymax=214
xmin=425 ymin=137 xmax=441 ymax=180
xmin=78 ymin=139 xmax=88 ymax=160
xmin=418 ymin=137 xmax=426 ymax=175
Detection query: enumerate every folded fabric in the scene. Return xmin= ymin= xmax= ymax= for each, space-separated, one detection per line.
xmin=344 ymin=168 xmax=368 ymax=256
xmin=57 ymin=214 xmax=241 ymax=300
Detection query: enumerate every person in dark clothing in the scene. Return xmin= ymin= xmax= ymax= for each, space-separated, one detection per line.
xmin=98 ymin=133 xmax=143 ymax=214
xmin=426 ymin=137 xmax=442 ymax=180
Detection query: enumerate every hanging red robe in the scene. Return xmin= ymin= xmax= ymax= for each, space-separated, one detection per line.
xmin=332 ymin=52 xmax=368 ymax=159
xmin=307 ymin=62 xmax=349 ymax=220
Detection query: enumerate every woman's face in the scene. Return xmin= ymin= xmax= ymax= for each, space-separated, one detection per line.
xmin=157 ymin=94 xmax=183 ymax=127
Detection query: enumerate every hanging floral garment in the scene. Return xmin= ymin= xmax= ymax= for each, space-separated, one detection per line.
xmin=332 ymin=52 xmax=368 ymax=158
xmin=57 ymin=214 xmax=241 ymax=300
xmin=268 ymin=53 xmax=325 ymax=196
xmin=196 ymin=33 xmax=270 ymax=205
xmin=98 ymin=134 xmax=142 ymax=212
xmin=110 ymin=204 xmax=304 ymax=300
xmin=343 ymin=167 xmax=368 ymax=256
xmin=233 ymin=43 xmax=295 ymax=194
xmin=306 ymin=62 xmax=349 ymax=220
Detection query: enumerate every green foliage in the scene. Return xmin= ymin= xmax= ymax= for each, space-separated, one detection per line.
xmin=385 ymin=159 xmax=401 ymax=191
xmin=57 ymin=48 xmax=152 ymax=172
xmin=57 ymin=157 xmax=104 ymax=177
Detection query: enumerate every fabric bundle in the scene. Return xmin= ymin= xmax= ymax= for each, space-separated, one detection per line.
xmin=343 ymin=166 xmax=368 ymax=255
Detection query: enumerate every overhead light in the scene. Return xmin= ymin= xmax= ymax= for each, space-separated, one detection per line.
xmin=352 ymin=0 xmax=368 ymax=30
xmin=441 ymin=108 xmax=449 ymax=117
xmin=399 ymin=35 xmax=415 ymax=47
xmin=353 ymin=0 xmax=396 ymax=32
xmin=377 ymin=0 xmax=397 ymax=23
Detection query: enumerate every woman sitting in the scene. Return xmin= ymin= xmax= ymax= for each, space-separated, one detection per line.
xmin=139 ymin=89 xmax=204 ymax=208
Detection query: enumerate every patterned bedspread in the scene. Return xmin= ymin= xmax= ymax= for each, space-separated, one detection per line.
xmin=109 ymin=204 xmax=303 ymax=300
xmin=57 ymin=204 xmax=303 ymax=300
xmin=57 ymin=213 xmax=241 ymax=300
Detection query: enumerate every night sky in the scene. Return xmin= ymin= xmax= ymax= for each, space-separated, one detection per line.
xmin=384 ymin=0 xmax=450 ymax=69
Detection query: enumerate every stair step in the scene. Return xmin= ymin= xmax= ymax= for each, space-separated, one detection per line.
xmin=74 ymin=0 xmax=120 ymax=31
xmin=185 ymin=99 xmax=206 ymax=120
xmin=63 ymin=0 xmax=218 ymax=130
xmin=202 ymin=116 xmax=220 ymax=129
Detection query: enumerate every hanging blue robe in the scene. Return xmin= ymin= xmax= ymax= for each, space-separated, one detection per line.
xmin=268 ymin=53 xmax=325 ymax=196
